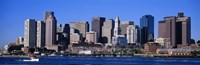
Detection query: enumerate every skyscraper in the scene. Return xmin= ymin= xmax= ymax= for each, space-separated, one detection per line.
xmin=45 ymin=11 xmax=57 ymax=46
xmin=114 ymin=16 xmax=121 ymax=36
xmin=44 ymin=12 xmax=54 ymax=21
xmin=158 ymin=12 xmax=191 ymax=48
xmin=120 ymin=21 xmax=134 ymax=37
xmin=140 ymin=15 xmax=154 ymax=45
xmin=127 ymin=25 xmax=139 ymax=44
xmin=92 ymin=17 xmax=105 ymax=43
xmin=24 ymin=19 xmax=37 ymax=48
xmin=63 ymin=23 xmax=70 ymax=48
xmin=37 ymin=21 xmax=45 ymax=48
xmin=112 ymin=16 xmax=127 ymax=46
xmin=102 ymin=19 xmax=115 ymax=44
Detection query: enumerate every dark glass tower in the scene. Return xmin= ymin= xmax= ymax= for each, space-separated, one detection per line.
xmin=140 ymin=15 xmax=154 ymax=45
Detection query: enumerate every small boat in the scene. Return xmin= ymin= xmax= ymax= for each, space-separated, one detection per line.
xmin=23 ymin=54 xmax=39 ymax=62
xmin=23 ymin=58 xmax=39 ymax=62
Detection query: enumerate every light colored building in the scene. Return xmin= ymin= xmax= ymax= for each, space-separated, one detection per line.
xmin=45 ymin=45 xmax=62 ymax=52
xmin=120 ymin=21 xmax=134 ymax=37
xmin=45 ymin=11 xmax=57 ymax=46
xmin=126 ymin=25 xmax=139 ymax=44
xmin=79 ymin=50 xmax=93 ymax=54
xmin=37 ymin=21 xmax=45 ymax=48
xmin=114 ymin=16 xmax=121 ymax=36
xmin=102 ymin=19 xmax=114 ymax=44
xmin=92 ymin=17 xmax=105 ymax=43
xmin=86 ymin=31 xmax=97 ymax=44
xmin=57 ymin=24 xmax=63 ymax=33
xmin=16 ymin=37 xmax=24 ymax=45
xmin=155 ymin=38 xmax=172 ymax=49
xmin=112 ymin=16 xmax=128 ymax=46
xmin=69 ymin=22 xmax=89 ymax=38
xmin=24 ymin=19 xmax=37 ymax=48
xmin=70 ymin=28 xmax=81 ymax=44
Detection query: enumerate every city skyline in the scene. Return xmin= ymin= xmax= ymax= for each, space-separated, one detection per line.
xmin=1 ymin=0 xmax=200 ymax=46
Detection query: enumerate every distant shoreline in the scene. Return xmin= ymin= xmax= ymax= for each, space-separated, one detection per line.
xmin=0 ymin=55 xmax=29 ymax=58
xmin=1 ymin=54 xmax=200 ymax=58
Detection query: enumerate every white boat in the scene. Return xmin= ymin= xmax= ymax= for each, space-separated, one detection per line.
xmin=23 ymin=54 xmax=39 ymax=62
xmin=23 ymin=58 xmax=39 ymax=62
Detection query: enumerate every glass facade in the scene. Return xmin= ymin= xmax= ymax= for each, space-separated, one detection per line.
xmin=140 ymin=15 xmax=154 ymax=45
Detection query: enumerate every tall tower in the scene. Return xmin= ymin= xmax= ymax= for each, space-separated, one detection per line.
xmin=114 ymin=16 xmax=121 ymax=36
xmin=24 ymin=19 xmax=37 ymax=48
xmin=140 ymin=15 xmax=154 ymax=45
xmin=37 ymin=21 xmax=45 ymax=48
xmin=45 ymin=11 xmax=57 ymax=46
xmin=127 ymin=25 xmax=139 ymax=44
xmin=102 ymin=19 xmax=115 ymax=44
xmin=92 ymin=17 xmax=105 ymax=43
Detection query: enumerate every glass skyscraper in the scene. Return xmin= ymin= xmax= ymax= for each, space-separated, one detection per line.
xmin=140 ymin=15 xmax=154 ymax=46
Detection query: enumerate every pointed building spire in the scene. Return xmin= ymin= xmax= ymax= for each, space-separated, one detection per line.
xmin=115 ymin=16 xmax=120 ymax=23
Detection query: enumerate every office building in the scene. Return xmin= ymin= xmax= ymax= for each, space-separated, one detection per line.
xmin=45 ymin=11 xmax=57 ymax=46
xmin=24 ymin=19 xmax=37 ymax=48
xmin=158 ymin=12 xmax=191 ymax=48
xmin=70 ymin=28 xmax=81 ymax=44
xmin=112 ymin=16 xmax=127 ymax=46
xmin=69 ymin=22 xmax=89 ymax=41
xmin=126 ymin=25 xmax=139 ymax=44
xmin=37 ymin=21 xmax=45 ymax=48
xmin=86 ymin=31 xmax=97 ymax=44
xmin=92 ymin=17 xmax=105 ymax=43
xmin=120 ymin=21 xmax=134 ymax=37
xmin=102 ymin=19 xmax=115 ymax=44
xmin=140 ymin=15 xmax=154 ymax=45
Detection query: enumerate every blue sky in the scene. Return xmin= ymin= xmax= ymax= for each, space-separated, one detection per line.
xmin=0 ymin=0 xmax=200 ymax=47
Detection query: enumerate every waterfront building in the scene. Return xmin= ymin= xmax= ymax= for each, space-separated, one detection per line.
xmin=86 ymin=31 xmax=97 ymax=44
xmin=37 ymin=21 xmax=45 ymax=48
xmin=158 ymin=12 xmax=191 ymax=48
xmin=92 ymin=17 xmax=105 ymax=43
xmin=140 ymin=15 xmax=154 ymax=45
xmin=156 ymin=49 xmax=200 ymax=56
xmin=155 ymin=38 xmax=172 ymax=49
xmin=45 ymin=11 xmax=57 ymax=46
xmin=24 ymin=19 xmax=37 ymax=48
xmin=144 ymin=42 xmax=161 ymax=53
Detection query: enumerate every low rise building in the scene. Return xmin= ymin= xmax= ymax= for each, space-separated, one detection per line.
xmin=144 ymin=42 xmax=161 ymax=53
xmin=155 ymin=38 xmax=172 ymax=49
